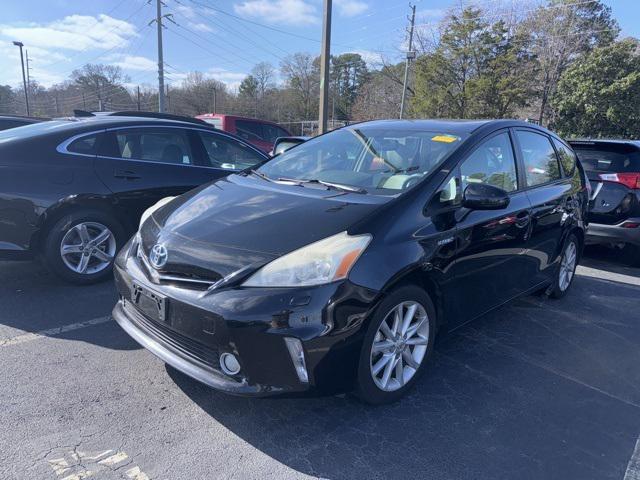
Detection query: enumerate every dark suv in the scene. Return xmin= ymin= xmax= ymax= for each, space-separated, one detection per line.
xmin=569 ymin=140 xmax=640 ymax=265
xmin=0 ymin=112 xmax=268 ymax=283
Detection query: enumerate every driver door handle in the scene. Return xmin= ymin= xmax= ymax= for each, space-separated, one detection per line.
xmin=515 ymin=211 xmax=531 ymax=228
xmin=114 ymin=169 xmax=141 ymax=180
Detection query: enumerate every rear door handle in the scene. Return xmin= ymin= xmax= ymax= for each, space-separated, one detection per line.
xmin=114 ymin=169 xmax=141 ymax=180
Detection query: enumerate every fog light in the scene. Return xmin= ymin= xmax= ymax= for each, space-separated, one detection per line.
xmin=219 ymin=352 xmax=241 ymax=375
xmin=284 ymin=337 xmax=309 ymax=383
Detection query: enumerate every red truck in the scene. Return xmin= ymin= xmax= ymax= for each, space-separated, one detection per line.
xmin=195 ymin=114 xmax=291 ymax=154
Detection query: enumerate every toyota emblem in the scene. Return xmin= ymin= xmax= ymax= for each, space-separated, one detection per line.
xmin=149 ymin=244 xmax=168 ymax=269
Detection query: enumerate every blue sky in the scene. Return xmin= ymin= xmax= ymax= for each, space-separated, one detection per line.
xmin=0 ymin=0 xmax=637 ymax=92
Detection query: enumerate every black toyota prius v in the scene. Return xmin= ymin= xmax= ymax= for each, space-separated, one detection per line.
xmin=113 ymin=119 xmax=588 ymax=404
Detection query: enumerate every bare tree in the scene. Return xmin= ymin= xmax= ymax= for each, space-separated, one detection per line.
xmin=519 ymin=0 xmax=619 ymax=125
xmin=280 ymin=53 xmax=320 ymax=120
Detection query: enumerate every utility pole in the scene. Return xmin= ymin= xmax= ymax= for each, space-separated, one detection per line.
xmin=12 ymin=41 xmax=30 ymax=116
xmin=399 ymin=4 xmax=416 ymax=119
xmin=82 ymin=92 xmax=86 ymax=110
xmin=212 ymin=86 xmax=217 ymax=113
xmin=318 ymin=0 xmax=332 ymax=134
xmin=154 ymin=0 xmax=166 ymax=113
xmin=137 ymin=85 xmax=141 ymax=111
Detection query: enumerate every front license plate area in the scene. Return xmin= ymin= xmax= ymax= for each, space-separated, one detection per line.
xmin=131 ymin=283 xmax=168 ymax=322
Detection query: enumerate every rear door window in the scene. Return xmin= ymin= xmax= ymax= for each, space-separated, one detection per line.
xmin=236 ymin=120 xmax=264 ymax=142
xmin=262 ymin=124 xmax=289 ymax=143
xmin=197 ymin=131 xmax=265 ymax=170
xmin=110 ymin=128 xmax=193 ymax=165
xmin=552 ymin=138 xmax=577 ymax=176
xmin=515 ymin=130 xmax=561 ymax=187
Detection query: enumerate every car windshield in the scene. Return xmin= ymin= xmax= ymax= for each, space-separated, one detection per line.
xmin=257 ymin=127 xmax=466 ymax=195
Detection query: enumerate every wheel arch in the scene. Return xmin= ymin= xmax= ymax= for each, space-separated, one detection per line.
xmin=32 ymin=195 xmax=132 ymax=253
xmin=376 ymin=266 xmax=447 ymax=332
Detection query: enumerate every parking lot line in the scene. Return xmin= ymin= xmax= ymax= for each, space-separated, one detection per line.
xmin=0 ymin=316 xmax=111 ymax=348
xmin=576 ymin=265 xmax=640 ymax=287
xmin=625 ymin=436 xmax=640 ymax=480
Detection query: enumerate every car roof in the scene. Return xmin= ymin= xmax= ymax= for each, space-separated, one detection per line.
xmin=196 ymin=113 xmax=285 ymax=126
xmin=19 ymin=115 xmax=217 ymax=134
xmin=346 ymin=118 xmax=544 ymax=135
xmin=568 ymin=139 xmax=640 ymax=148
xmin=0 ymin=115 xmax=48 ymax=123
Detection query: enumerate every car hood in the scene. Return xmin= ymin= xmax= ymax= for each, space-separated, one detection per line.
xmin=142 ymin=174 xmax=386 ymax=280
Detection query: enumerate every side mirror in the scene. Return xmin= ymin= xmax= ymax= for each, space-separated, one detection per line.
xmin=462 ymin=183 xmax=510 ymax=210
xmin=271 ymin=136 xmax=308 ymax=156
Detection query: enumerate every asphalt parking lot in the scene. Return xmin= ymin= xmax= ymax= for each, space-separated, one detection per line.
xmin=1 ymin=247 xmax=640 ymax=480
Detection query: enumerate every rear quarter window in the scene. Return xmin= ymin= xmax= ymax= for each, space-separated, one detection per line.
xmin=552 ymin=138 xmax=577 ymax=177
xmin=67 ymin=134 xmax=99 ymax=155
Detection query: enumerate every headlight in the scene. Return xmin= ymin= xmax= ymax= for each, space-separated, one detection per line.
xmin=139 ymin=196 xmax=175 ymax=229
xmin=242 ymin=231 xmax=371 ymax=287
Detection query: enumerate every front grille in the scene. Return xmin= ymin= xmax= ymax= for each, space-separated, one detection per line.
xmin=137 ymin=244 xmax=218 ymax=290
xmin=125 ymin=302 xmax=220 ymax=369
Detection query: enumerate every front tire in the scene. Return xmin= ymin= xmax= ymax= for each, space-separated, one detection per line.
xmin=43 ymin=209 xmax=125 ymax=284
xmin=355 ymin=286 xmax=436 ymax=405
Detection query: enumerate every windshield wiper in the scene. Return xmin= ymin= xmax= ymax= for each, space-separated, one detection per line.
xmin=277 ymin=177 xmax=367 ymax=194
xmin=248 ymin=169 xmax=274 ymax=182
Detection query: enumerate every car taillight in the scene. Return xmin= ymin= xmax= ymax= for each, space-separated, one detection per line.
xmin=598 ymin=172 xmax=640 ymax=189
xmin=621 ymin=221 xmax=640 ymax=228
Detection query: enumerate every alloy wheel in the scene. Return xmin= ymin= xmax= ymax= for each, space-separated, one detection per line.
xmin=370 ymin=301 xmax=429 ymax=392
xmin=558 ymin=241 xmax=577 ymax=291
xmin=59 ymin=222 xmax=116 ymax=275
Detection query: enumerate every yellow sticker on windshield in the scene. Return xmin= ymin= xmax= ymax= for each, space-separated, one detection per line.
xmin=431 ymin=134 xmax=459 ymax=143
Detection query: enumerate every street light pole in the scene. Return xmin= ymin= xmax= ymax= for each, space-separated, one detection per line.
xmin=12 ymin=41 xmax=30 ymax=116
xmin=318 ymin=0 xmax=332 ymax=134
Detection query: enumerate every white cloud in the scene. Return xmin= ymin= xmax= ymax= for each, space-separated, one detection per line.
xmin=234 ymin=0 xmax=318 ymax=25
xmin=175 ymin=4 xmax=198 ymax=19
xmin=417 ymin=8 xmax=446 ymax=21
xmin=109 ymin=55 xmax=157 ymax=72
xmin=207 ymin=68 xmax=247 ymax=92
xmin=0 ymin=43 xmax=67 ymax=88
xmin=0 ymin=14 xmax=138 ymax=52
xmin=345 ymin=49 xmax=383 ymax=66
xmin=164 ymin=68 xmax=248 ymax=92
xmin=191 ymin=22 xmax=214 ymax=33
xmin=335 ymin=0 xmax=368 ymax=17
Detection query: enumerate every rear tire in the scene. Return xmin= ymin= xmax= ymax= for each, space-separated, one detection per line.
xmin=549 ymin=233 xmax=580 ymax=299
xmin=43 ymin=209 xmax=125 ymax=284
xmin=355 ymin=286 xmax=436 ymax=405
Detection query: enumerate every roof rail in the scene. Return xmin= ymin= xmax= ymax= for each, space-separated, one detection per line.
xmin=107 ymin=111 xmax=209 ymax=125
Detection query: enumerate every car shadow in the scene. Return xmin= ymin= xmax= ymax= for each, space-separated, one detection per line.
xmin=582 ymin=244 xmax=638 ymax=276
xmin=0 ymin=259 xmax=139 ymax=351
xmin=167 ymin=266 xmax=640 ymax=480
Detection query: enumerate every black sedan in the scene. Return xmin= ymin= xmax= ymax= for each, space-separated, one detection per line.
xmin=0 ymin=112 xmax=268 ymax=283
xmin=112 ymin=119 xmax=588 ymax=404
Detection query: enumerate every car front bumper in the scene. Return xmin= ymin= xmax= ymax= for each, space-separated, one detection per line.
xmin=112 ymin=248 xmax=381 ymax=397
xmin=585 ymin=217 xmax=640 ymax=246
